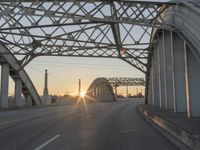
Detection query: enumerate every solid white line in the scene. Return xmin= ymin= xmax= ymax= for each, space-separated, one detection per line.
xmin=35 ymin=134 xmax=60 ymax=150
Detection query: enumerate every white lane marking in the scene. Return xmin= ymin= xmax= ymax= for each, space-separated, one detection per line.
xmin=35 ymin=134 xmax=60 ymax=150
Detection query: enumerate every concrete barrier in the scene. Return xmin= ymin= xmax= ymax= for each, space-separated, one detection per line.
xmin=138 ymin=105 xmax=200 ymax=150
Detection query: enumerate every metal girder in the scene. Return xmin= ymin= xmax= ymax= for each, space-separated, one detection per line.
xmin=0 ymin=1 xmax=174 ymax=73
xmin=107 ymin=77 xmax=145 ymax=87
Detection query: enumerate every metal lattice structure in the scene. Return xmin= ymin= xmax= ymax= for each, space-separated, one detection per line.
xmin=0 ymin=0 xmax=174 ymax=73
xmin=107 ymin=77 xmax=145 ymax=87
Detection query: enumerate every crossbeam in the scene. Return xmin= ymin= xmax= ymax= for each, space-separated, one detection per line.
xmin=107 ymin=77 xmax=145 ymax=87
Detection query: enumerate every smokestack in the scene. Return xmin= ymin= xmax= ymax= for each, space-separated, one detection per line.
xmin=43 ymin=69 xmax=49 ymax=96
xmin=78 ymin=79 xmax=81 ymax=96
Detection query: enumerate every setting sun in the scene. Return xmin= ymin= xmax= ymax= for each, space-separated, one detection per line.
xmin=80 ymin=91 xmax=86 ymax=98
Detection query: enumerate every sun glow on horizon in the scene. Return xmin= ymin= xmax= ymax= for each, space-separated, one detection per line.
xmin=80 ymin=91 xmax=86 ymax=98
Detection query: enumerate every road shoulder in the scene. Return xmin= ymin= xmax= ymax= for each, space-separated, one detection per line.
xmin=137 ymin=104 xmax=200 ymax=150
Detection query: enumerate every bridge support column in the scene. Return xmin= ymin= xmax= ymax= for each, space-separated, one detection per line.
xmin=186 ymin=45 xmax=200 ymax=117
xmin=0 ymin=63 xmax=9 ymax=108
xmin=148 ymin=67 xmax=153 ymax=105
xmin=152 ymin=42 xmax=160 ymax=107
xmin=26 ymin=94 xmax=32 ymax=106
xmin=150 ymin=61 xmax=155 ymax=106
xmin=147 ymin=78 xmax=152 ymax=105
xmin=15 ymin=78 xmax=22 ymax=108
xmin=158 ymin=31 xmax=166 ymax=108
xmin=164 ymin=30 xmax=175 ymax=111
xmin=173 ymin=32 xmax=187 ymax=112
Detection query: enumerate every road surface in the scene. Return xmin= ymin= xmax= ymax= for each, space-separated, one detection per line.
xmin=0 ymin=99 xmax=178 ymax=150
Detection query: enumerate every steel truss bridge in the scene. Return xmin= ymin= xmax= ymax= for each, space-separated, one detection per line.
xmin=0 ymin=0 xmax=200 ymax=117
xmin=85 ymin=77 xmax=145 ymax=102
xmin=0 ymin=0 xmax=174 ymax=72
xmin=107 ymin=77 xmax=145 ymax=96
xmin=107 ymin=77 xmax=145 ymax=87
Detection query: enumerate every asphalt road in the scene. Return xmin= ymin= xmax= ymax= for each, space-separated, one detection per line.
xmin=0 ymin=99 xmax=179 ymax=150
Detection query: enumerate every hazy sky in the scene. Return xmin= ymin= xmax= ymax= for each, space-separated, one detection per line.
xmin=23 ymin=56 xmax=145 ymax=96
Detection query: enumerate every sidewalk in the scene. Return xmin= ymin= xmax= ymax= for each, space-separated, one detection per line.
xmin=138 ymin=104 xmax=200 ymax=150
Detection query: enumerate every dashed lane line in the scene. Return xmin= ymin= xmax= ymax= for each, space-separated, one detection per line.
xmin=35 ymin=134 xmax=60 ymax=150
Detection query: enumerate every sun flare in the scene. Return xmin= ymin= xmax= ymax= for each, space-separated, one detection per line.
xmin=80 ymin=91 xmax=86 ymax=98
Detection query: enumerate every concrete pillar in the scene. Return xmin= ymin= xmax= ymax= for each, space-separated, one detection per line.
xmin=0 ymin=63 xmax=9 ymax=108
xmin=26 ymin=94 xmax=32 ymax=106
xmin=153 ymin=42 xmax=160 ymax=107
xmin=15 ymin=79 xmax=22 ymax=108
xmin=186 ymin=45 xmax=200 ymax=117
xmin=158 ymin=32 xmax=166 ymax=108
xmin=148 ymin=68 xmax=153 ymax=105
xmin=173 ymin=32 xmax=186 ymax=112
xmin=150 ymin=65 xmax=154 ymax=106
xmin=162 ymin=31 xmax=168 ymax=109
xmin=164 ymin=30 xmax=175 ymax=110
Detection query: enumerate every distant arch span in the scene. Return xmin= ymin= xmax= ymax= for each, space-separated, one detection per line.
xmin=86 ymin=78 xmax=116 ymax=102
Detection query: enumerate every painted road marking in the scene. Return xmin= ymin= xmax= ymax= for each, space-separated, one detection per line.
xmin=35 ymin=134 xmax=60 ymax=150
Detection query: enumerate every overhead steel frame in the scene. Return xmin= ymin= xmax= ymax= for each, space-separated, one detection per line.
xmin=87 ymin=77 xmax=145 ymax=100
xmin=107 ymin=77 xmax=145 ymax=96
xmin=0 ymin=0 xmax=174 ymax=73
xmin=107 ymin=77 xmax=145 ymax=87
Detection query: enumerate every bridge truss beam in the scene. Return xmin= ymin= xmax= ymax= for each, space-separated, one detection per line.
xmin=107 ymin=77 xmax=145 ymax=87
xmin=0 ymin=0 xmax=174 ymax=73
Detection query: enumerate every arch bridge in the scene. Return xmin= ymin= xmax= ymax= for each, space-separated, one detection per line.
xmin=0 ymin=1 xmax=199 ymax=117
xmin=86 ymin=77 xmax=145 ymax=102
xmin=86 ymin=78 xmax=116 ymax=102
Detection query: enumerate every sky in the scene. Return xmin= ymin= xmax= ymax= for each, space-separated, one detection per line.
xmin=3 ymin=51 xmax=145 ymax=97
xmin=24 ymin=56 xmax=145 ymax=96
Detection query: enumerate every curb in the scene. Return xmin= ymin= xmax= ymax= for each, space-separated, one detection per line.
xmin=137 ymin=105 xmax=200 ymax=150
